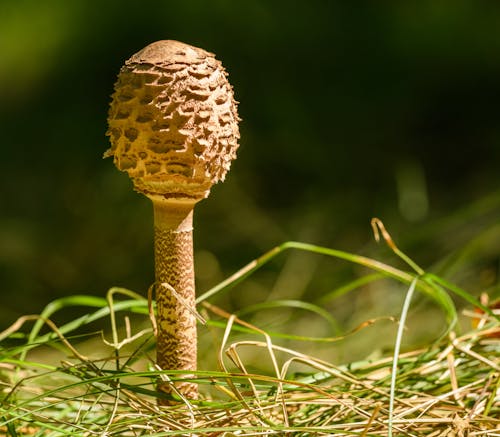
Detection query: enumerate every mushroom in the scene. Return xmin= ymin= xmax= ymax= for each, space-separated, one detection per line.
xmin=105 ymin=40 xmax=240 ymax=401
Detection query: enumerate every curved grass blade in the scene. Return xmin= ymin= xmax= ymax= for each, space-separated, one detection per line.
xmin=18 ymin=293 xmax=149 ymax=361
xmin=316 ymin=272 xmax=386 ymax=305
xmin=236 ymin=299 xmax=341 ymax=334
xmin=197 ymin=240 xmax=458 ymax=334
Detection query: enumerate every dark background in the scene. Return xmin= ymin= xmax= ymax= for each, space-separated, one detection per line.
xmin=1 ymin=1 xmax=499 ymax=352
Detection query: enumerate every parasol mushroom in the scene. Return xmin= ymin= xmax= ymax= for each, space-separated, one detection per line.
xmin=105 ymin=40 xmax=240 ymax=401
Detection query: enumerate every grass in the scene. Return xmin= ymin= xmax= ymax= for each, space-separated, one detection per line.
xmin=0 ymin=220 xmax=499 ymax=436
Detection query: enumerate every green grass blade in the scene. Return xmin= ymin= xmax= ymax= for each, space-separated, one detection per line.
xmin=316 ymin=272 xmax=386 ymax=305
xmin=388 ymin=277 xmax=418 ymax=437
xmin=425 ymin=273 xmax=499 ymax=321
xmin=13 ymin=294 xmax=149 ymax=362
xmin=198 ymin=240 xmax=458 ymax=334
xmin=236 ymin=299 xmax=341 ymax=334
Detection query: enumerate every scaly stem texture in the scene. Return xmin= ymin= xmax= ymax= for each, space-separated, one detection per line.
xmin=153 ymin=200 xmax=197 ymax=402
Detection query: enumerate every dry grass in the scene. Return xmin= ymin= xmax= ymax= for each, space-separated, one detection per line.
xmin=0 ymin=299 xmax=498 ymax=436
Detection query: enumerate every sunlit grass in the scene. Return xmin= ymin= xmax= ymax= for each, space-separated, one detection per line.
xmin=0 ymin=220 xmax=498 ymax=436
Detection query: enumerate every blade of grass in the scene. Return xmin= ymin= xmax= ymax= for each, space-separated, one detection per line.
xmin=105 ymin=287 xmax=149 ymax=349
xmin=424 ymin=273 xmax=499 ymax=321
xmin=236 ymin=299 xmax=341 ymax=335
xmin=197 ymin=240 xmax=458 ymax=334
xmin=18 ymin=293 xmax=149 ymax=361
xmin=203 ymin=309 xmax=393 ymax=343
xmin=388 ymin=277 xmax=418 ymax=437
xmin=316 ymin=272 xmax=386 ymax=305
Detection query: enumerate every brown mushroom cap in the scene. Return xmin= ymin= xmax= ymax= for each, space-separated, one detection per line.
xmin=105 ymin=40 xmax=240 ymax=201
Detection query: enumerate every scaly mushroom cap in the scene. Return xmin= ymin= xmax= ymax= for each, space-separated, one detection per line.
xmin=105 ymin=40 xmax=240 ymax=201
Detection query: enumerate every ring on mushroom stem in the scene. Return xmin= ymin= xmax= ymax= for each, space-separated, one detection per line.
xmin=105 ymin=40 xmax=240 ymax=403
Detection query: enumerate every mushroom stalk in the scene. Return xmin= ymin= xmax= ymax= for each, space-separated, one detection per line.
xmin=152 ymin=199 xmax=197 ymax=400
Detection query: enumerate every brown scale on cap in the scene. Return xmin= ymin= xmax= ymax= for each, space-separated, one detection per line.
xmin=105 ymin=39 xmax=240 ymax=201
xmin=105 ymin=40 xmax=240 ymax=403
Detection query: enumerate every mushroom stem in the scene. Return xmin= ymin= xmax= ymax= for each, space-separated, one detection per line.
xmin=152 ymin=198 xmax=198 ymax=402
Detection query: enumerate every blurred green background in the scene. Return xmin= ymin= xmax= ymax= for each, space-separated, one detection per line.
xmin=1 ymin=1 xmax=499 ymax=357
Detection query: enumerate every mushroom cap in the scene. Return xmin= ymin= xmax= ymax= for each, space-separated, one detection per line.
xmin=105 ymin=40 xmax=240 ymax=201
